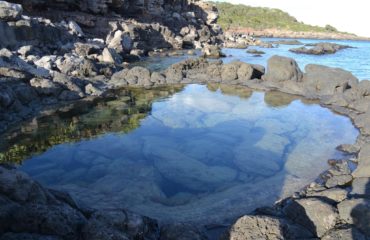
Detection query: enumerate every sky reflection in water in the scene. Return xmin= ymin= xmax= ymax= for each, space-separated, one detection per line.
xmin=3 ymin=84 xmax=358 ymax=225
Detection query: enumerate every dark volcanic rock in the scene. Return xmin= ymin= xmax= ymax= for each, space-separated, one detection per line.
xmin=290 ymin=42 xmax=352 ymax=55
xmin=262 ymin=55 xmax=303 ymax=83
xmin=302 ymin=64 xmax=358 ymax=96
xmin=270 ymin=39 xmax=303 ymax=45
xmin=0 ymin=165 xmax=160 ymax=240
xmin=246 ymin=49 xmax=265 ymax=54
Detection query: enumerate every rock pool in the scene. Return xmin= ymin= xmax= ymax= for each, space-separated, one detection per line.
xmin=0 ymin=84 xmax=358 ymax=225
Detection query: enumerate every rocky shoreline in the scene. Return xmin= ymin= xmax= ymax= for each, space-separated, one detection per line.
xmin=0 ymin=0 xmax=369 ymax=239
xmin=226 ymin=28 xmax=370 ymax=41
xmin=1 ymin=55 xmax=370 ymax=239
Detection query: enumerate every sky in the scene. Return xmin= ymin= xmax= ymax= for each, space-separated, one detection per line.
xmin=215 ymin=0 xmax=369 ymax=37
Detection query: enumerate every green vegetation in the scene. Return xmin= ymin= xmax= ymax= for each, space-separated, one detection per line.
xmin=213 ymin=2 xmax=340 ymax=33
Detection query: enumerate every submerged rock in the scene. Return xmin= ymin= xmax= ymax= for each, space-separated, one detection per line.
xmin=145 ymin=141 xmax=237 ymax=191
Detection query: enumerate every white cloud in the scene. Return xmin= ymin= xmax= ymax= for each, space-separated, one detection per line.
xmin=215 ymin=0 xmax=370 ymax=37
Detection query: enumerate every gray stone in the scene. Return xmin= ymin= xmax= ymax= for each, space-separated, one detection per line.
xmin=12 ymin=83 xmax=38 ymax=104
xmin=224 ymin=215 xmax=313 ymax=240
xmin=0 ymin=1 xmax=22 ymax=21
xmin=353 ymin=143 xmax=370 ymax=178
xmin=351 ymin=177 xmax=370 ymax=197
xmin=262 ymin=55 xmax=303 ymax=83
xmin=0 ymin=166 xmax=50 ymax=204
xmin=221 ymin=63 xmax=238 ymax=82
xmin=202 ymin=44 xmax=225 ymax=58
xmin=302 ymin=64 xmax=358 ymax=96
xmin=150 ymin=71 xmax=166 ymax=84
xmin=107 ymin=30 xmax=133 ymax=54
xmin=30 ymin=78 xmax=62 ymax=96
xmin=10 ymin=203 xmax=86 ymax=240
xmin=82 ymin=209 xmax=158 ymax=240
xmin=101 ymin=48 xmax=122 ymax=64
xmin=284 ymin=198 xmax=338 ymax=237
xmin=125 ymin=66 xmax=152 ymax=86
xmin=68 ymin=20 xmax=84 ymax=37
xmin=290 ymin=42 xmax=352 ymax=55
xmin=85 ymin=83 xmax=103 ymax=96
xmin=322 ymin=228 xmax=366 ymax=240
xmin=325 ymin=174 xmax=353 ymax=188
xmin=306 ymin=188 xmax=348 ymax=203
xmin=0 ymin=87 xmax=15 ymax=108
xmin=58 ymin=90 xmax=82 ymax=101
xmin=337 ymin=199 xmax=370 ymax=235
xmin=337 ymin=144 xmax=360 ymax=154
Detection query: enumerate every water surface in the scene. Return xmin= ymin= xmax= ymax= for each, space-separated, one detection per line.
xmin=0 ymin=84 xmax=358 ymax=225
xmin=138 ymin=38 xmax=370 ymax=80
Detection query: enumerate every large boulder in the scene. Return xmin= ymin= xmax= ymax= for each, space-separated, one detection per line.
xmin=302 ymin=64 xmax=358 ymax=96
xmin=283 ymin=198 xmax=338 ymax=237
xmin=262 ymin=55 xmax=303 ymax=83
xmin=0 ymin=1 xmax=22 ymax=21
xmin=224 ymin=215 xmax=313 ymax=240
xmin=82 ymin=209 xmax=158 ymax=240
xmin=10 ymin=203 xmax=87 ymax=240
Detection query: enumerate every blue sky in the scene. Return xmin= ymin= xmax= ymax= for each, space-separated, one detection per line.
xmin=214 ymin=0 xmax=369 ymax=37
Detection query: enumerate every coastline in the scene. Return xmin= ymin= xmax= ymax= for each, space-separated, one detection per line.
xmin=226 ymin=28 xmax=370 ymax=41
xmin=1 ymin=56 xmax=370 ymax=239
xmin=0 ymin=0 xmax=369 ymax=239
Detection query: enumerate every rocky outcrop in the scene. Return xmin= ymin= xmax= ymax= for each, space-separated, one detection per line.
xmin=0 ymin=165 xmax=159 ymax=240
xmin=2 ymin=23 xmax=370 ymax=237
xmin=290 ymin=42 xmax=352 ymax=55
xmin=226 ymin=28 xmax=370 ymax=41
xmin=223 ymin=32 xmax=274 ymax=49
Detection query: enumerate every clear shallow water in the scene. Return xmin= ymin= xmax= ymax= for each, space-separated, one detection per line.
xmin=223 ymin=38 xmax=370 ymax=80
xmin=0 ymin=84 xmax=358 ymax=225
xmin=139 ymin=38 xmax=370 ymax=80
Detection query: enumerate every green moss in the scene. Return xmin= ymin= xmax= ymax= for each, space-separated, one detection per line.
xmin=213 ymin=2 xmax=341 ymax=33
